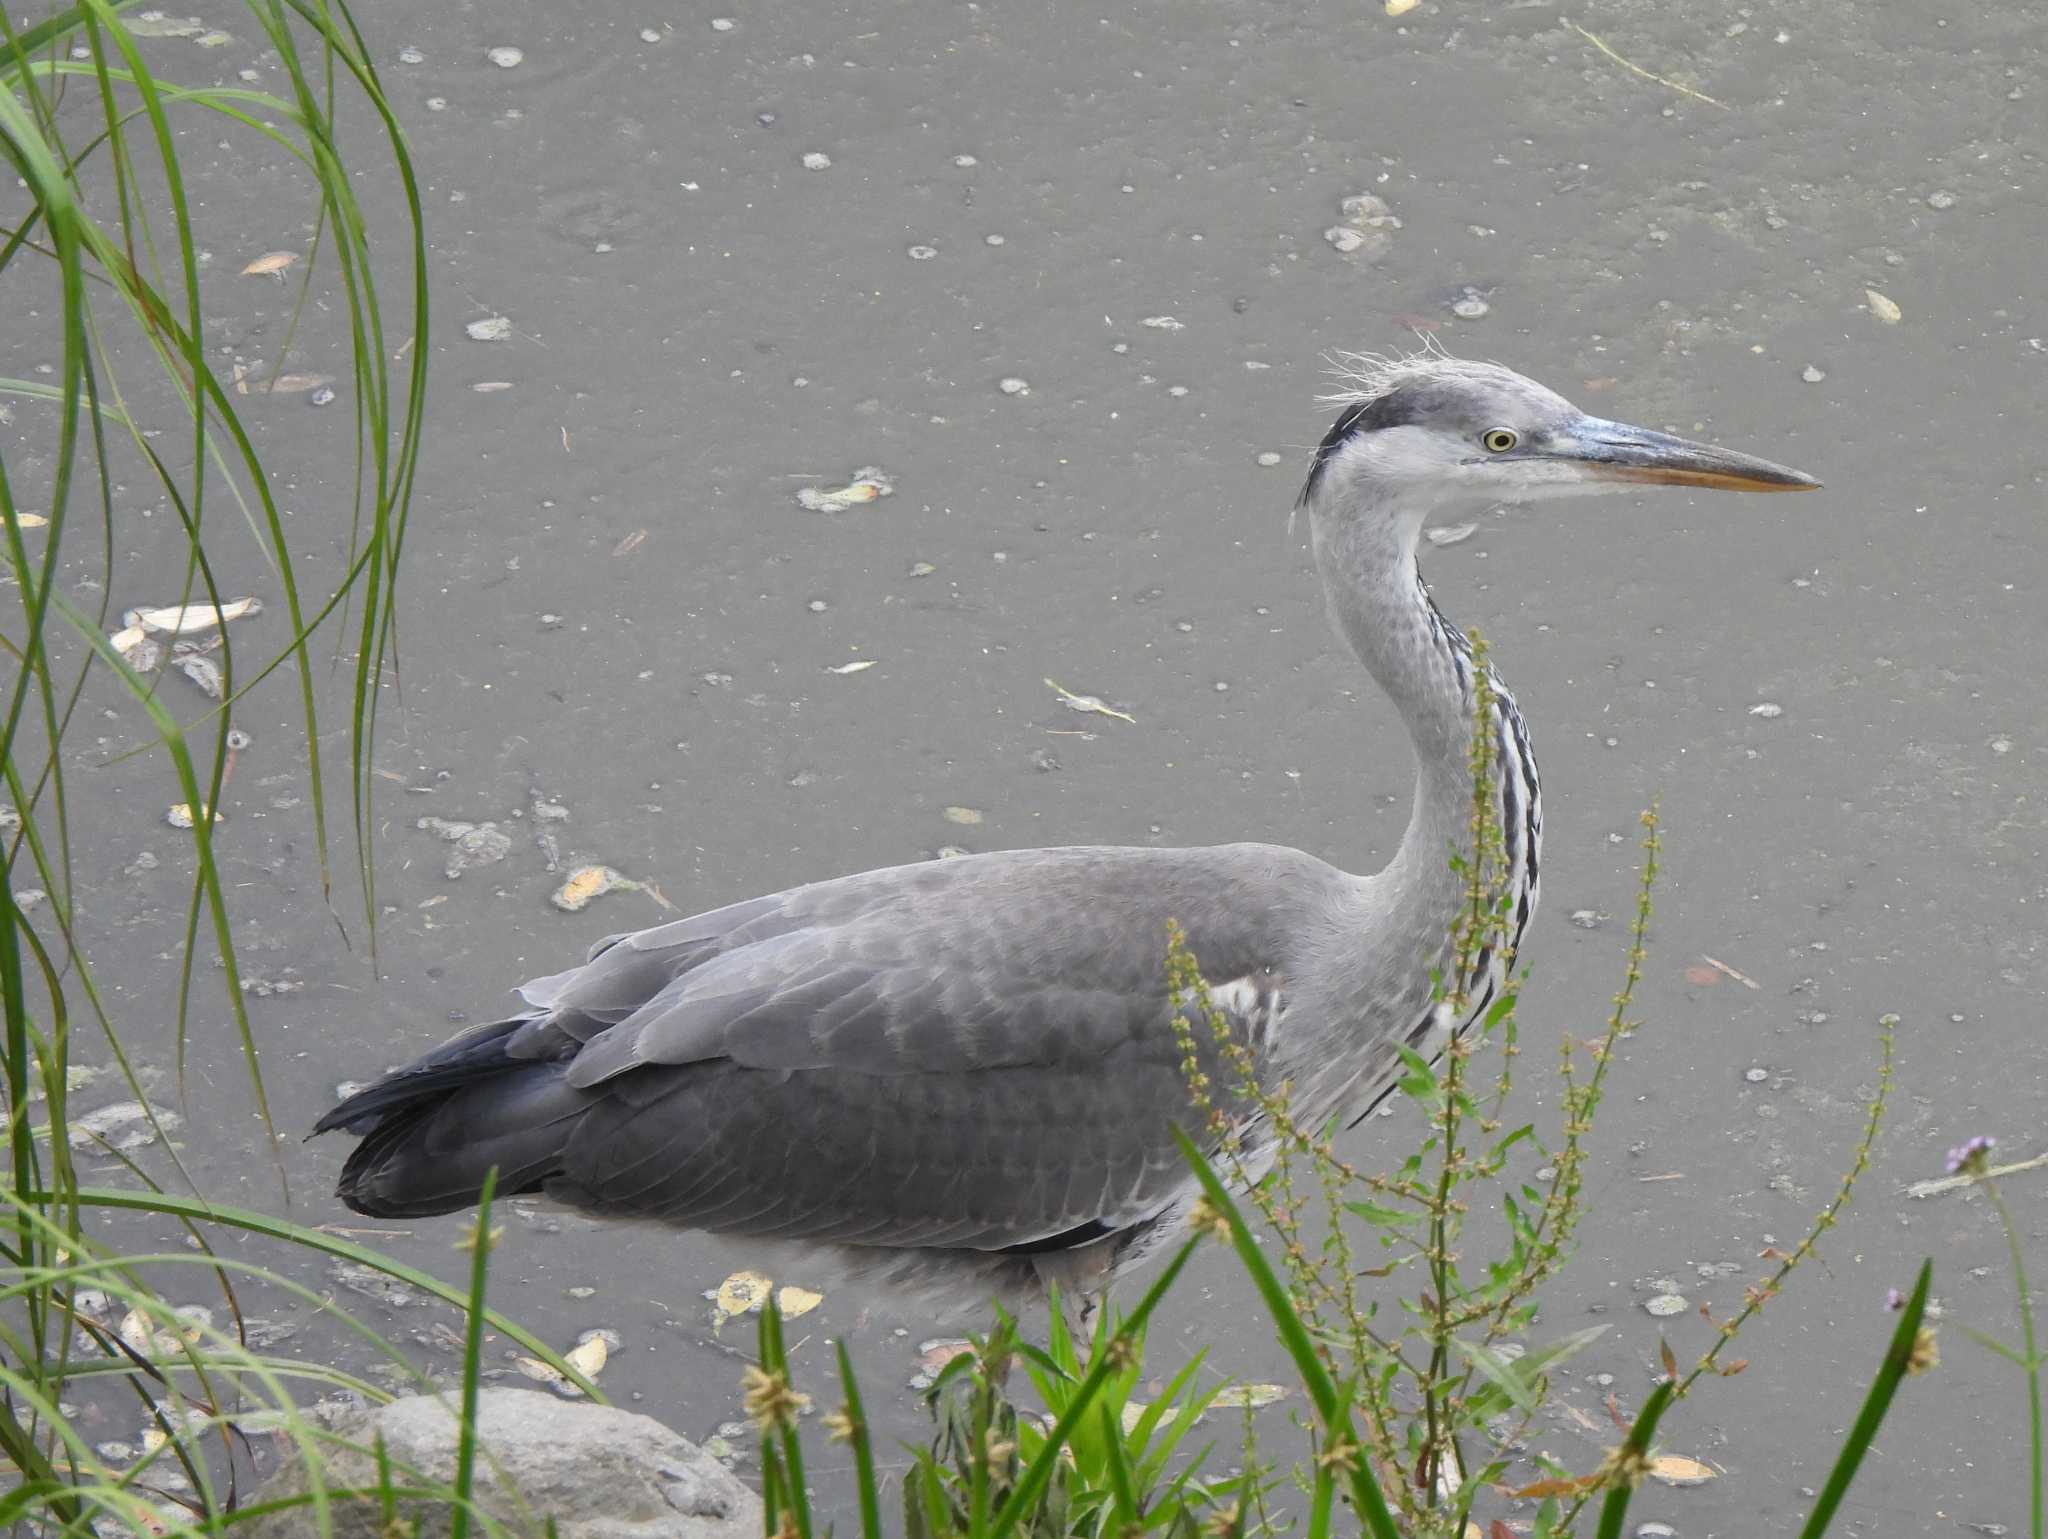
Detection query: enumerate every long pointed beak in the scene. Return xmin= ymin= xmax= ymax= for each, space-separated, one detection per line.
xmin=1553 ymin=416 xmax=1821 ymax=492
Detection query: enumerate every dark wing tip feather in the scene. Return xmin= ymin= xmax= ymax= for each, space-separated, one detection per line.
xmin=309 ymin=1016 xmax=534 ymax=1137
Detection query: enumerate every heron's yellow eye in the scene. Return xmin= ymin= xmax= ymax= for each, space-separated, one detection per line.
xmin=1482 ymin=428 xmax=1519 ymax=454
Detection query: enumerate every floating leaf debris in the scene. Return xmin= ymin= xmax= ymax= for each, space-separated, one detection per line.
xmin=240 ymin=251 xmax=297 ymax=277
xmin=465 ymin=315 xmax=513 ymax=342
xmin=124 ymin=598 xmax=261 ymax=636
xmin=1648 ymin=1454 xmax=1720 ymax=1487
xmin=827 ymin=660 xmax=878 ymax=675
xmin=776 ymin=1284 xmax=823 ymax=1319
xmin=552 ymin=864 xmax=641 ymax=912
xmin=1211 ymin=1382 xmax=1289 ymax=1410
xmin=515 ymin=1329 xmax=618 ymax=1396
xmin=417 ymin=817 xmax=513 ymax=879
xmin=1865 ymin=288 xmax=1902 ymax=324
xmin=172 ymin=652 xmax=223 ymax=699
xmin=1045 ymin=678 xmax=1134 ymax=724
xmin=796 ymin=467 xmax=894 ymax=513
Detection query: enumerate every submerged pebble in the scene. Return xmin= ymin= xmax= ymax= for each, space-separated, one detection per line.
xmin=487 ymin=46 xmax=523 ymax=68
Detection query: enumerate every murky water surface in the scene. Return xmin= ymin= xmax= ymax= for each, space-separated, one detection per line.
xmin=10 ymin=1 xmax=2044 ymax=1533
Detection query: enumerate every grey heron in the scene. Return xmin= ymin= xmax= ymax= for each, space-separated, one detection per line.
xmin=315 ymin=352 xmax=1817 ymax=1307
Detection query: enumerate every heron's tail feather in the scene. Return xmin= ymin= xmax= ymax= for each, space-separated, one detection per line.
xmin=313 ymin=1018 xmax=590 ymax=1219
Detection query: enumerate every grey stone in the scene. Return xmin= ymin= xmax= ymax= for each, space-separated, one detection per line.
xmin=242 ymin=1388 xmax=760 ymax=1539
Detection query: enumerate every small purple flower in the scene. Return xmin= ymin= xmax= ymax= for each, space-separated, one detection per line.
xmin=1885 ymin=1287 xmax=1906 ymax=1312
xmin=1946 ymin=1134 xmax=1995 ymax=1175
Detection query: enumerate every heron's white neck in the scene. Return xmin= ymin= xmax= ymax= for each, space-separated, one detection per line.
xmin=1299 ymin=484 xmax=1542 ymax=1117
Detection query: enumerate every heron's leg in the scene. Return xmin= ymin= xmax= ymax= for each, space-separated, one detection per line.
xmin=1034 ymin=1240 xmax=1118 ymax=1349
xmin=1073 ymin=1286 xmax=1102 ymax=1345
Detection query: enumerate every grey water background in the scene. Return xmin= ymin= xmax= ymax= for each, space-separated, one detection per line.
xmin=14 ymin=0 xmax=2046 ymax=1532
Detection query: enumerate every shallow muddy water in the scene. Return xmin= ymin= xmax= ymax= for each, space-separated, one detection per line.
xmin=9 ymin=1 xmax=2045 ymax=1533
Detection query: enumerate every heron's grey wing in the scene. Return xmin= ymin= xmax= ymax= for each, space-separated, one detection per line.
xmin=518 ymin=843 xmax=1322 ymax=1248
xmin=512 ymin=844 xmax=1309 ymax=1085
xmin=545 ymin=991 xmax=1277 ymax=1250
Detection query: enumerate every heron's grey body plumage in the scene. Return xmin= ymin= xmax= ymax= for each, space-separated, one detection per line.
xmin=317 ymin=353 xmax=1816 ymax=1305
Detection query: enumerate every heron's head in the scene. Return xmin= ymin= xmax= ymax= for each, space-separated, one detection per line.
xmin=1298 ymin=352 xmax=1819 ymax=519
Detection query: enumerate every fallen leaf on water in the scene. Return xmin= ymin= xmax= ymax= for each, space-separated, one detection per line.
xmin=166 ymin=803 xmax=222 ymax=829
xmin=552 ymin=865 xmax=637 ymax=912
xmin=1649 ymin=1454 xmax=1719 ymax=1487
xmin=1865 ymin=288 xmax=1902 ymax=324
xmin=173 ymin=653 xmax=223 ymax=699
xmin=474 ymin=381 xmax=514 ymax=393
xmin=128 ymin=598 xmax=261 ymax=635
xmin=1385 ymin=0 xmax=1420 ymax=15
xmin=917 ymin=1338 xmax=973 ymax=1376
xmin=1045 ymin=678 xmax=1135 ymax=724
xmin=827 ymin=660 xmax=877 ymax=675
xmin=123 ymin=12 xmax=206 ymax=37
xmin=796 ymin=466 xmax=894 ymax=513
xmin=118 ymin=1308 xmax=157 ymax=1356
xmin=238 ymin=372 xmax=332 ymax=396
xmin=240 ymin=251 xmax=297 ymax=276
xmin=1425 ymin=522 xmax=1478 ymax=547
xmin=714 ymin=1269 xmax=774 ymax=1323
xmin=942 ymin=806 xmax=983 ymax=826
xmin=1512 ymin=1475 xmax=1598 ymax=1500
xmin=1700 ymin=954 xmax=1761 ymax=989
xmin=1559 ymin=1402 xmax=1603 ymax=1436
xmin=612 ymin=529 xmax=648 ymax=557
xmin=110 ymin=626 xmax=163 ymax=672
xmin=565 ymin=1331 xmax=611 ymax=1379
xmin=12 ymin=513 xmax=48 ymax=528
xmin=1120 ymin=1402 xmax=1150 ymax=1434
xmin=1683 ymin=964 xmax=1721 ymax=986
xmin=776 ymin=1284 xmax=824 ymax=1318
xmin=1211 ymin=1382 xmax=1288 ymax=1410
xmin=515 ymin=1355 xmax=562 ymax=1384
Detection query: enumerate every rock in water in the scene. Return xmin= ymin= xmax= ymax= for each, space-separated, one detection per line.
xmin=242 ymin=1388 xmax=760 ymax=1539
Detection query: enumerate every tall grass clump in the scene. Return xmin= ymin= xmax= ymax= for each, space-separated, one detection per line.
xmin=0 ymin=3 xmax=577 ymax=1532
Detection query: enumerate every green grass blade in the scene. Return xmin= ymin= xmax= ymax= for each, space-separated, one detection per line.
xmin=1794 ymin=1259 xmax=1933 ymax=1539
xmin=1593 ymin=1380 xmax=1674 ymax=1539
xmin=448 ymin=1168 xmax=499 ymax=1539
xmin=834 ymin=1341 xmax=883 ymax=1539
xmin=1173 ymin=1127 xmax=1403 ymax=1539
xmin=1098 ymin=1402 xmax=1140 ymax=1529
